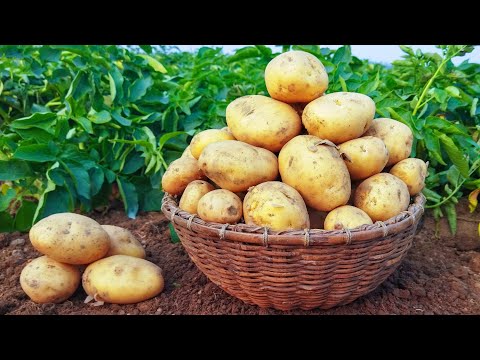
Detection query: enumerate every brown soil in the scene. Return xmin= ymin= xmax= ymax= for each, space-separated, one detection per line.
xmin=1 ymin=199 xmax=479 ymax=315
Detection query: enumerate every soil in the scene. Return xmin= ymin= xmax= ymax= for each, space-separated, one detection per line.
xmin=1 ymin=199 xmax=479 ymax=315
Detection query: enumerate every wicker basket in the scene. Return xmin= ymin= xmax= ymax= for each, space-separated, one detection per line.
xmin=161 ymin=193 xmax=425 ymax=311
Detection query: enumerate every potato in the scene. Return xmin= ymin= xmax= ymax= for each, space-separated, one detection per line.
xmin=338 ymin=136 xmax=389 ymax=180
xmin=189 ymin=129 xmax=236 ymax=159
xmin=265 ymin=50 xmax=328 ymax=103
xmin=20 ymin=256 xmax=80 ymax=303
xmin=278 ymin=135 xmax=351 ymax=211
xmin=243 ymin=181 xmax=309 ymax=231
xmin=324 ymin=205 xmax=373 ymax=230
xmin=181 ymin=145 xmax=195 ymax=160
xmin=199 ymin=140 xmax=278 ymax=192
xmin=226 ymin=95 xmax=302 ymax=152
xmin=390 ymin=158 xmax=428 ymax=196
xmin=302 ymin=92 xmax=376 ymax=144
xmin=179 ymin=180 xmax=215 ymax=214
xmin=102 ymin=225 xmax=146 ymax=259
xmin=197 ymin=189 xmax=243 ymax=224
xmin=161 ymin=157 xmax=205 ymax=195
xmin=354 ymin=173 xmax=410 ymax=222
xmin=363 ymin=118 xmax=413 ymax=166
xmin=29 ymin=213 xmax=110 ymax=265
xmin=82 ymin=255 xmax=164 ymax=304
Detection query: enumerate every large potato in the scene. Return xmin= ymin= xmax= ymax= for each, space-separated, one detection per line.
xmin=278 ymin=135 xmax=351 ymax=211
xmin=102 ymin=225 xmax=146 ymax=259
xmin=302 ymin=92 xmax=376 ymax=144
xmin=364 ymin=118 xmax=413 ymax=166
xmin=20 ymin=256 xmax=80 ymax=304
xmin=226 ymin=95 xmax=302 ymax=152
xmin=338 ymin=136 xmax=389 ymax=180
xmin=390 ymin=158 xmax=428 ymax=195
xmin=189 ymin=129 xmax=236 ymax=159
xmin=324 ymin=205 xmax=373 ymax=230
xmin=161 ymin=157 xmax=205 ymax=195
xmin=82 ymin=255 xmax=164 ymax=304
xmin=243 ymin=181 xmax=309 ymax=231
xmin=29 ymin=213 xmax=110 ymax=265
xmin=179 ymin=180 xmax=215 ymax=214
xmin=197 ymin=189 xmax=243 ymax=224
xmin=354 ymin=173 xmax=410 ymax=222
xmin=199 ymin=140 xmax=278 ymax=192
xmin=265 ymin=50 xmax=328 ymax=103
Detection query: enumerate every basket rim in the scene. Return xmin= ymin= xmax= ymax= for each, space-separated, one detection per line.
xmin=161 ymin=193 xmax=425 ymax=246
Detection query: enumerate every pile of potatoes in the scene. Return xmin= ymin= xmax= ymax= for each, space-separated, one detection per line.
xmin=20 ymin=213 xmax=164 ymax=305
xmin=162 ymin=50 xmax=428 ymax=233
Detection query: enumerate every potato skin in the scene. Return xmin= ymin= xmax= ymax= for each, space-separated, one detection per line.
xmin=29 ymin=213 xmax=110 ymax=265
xmin=226 ymin=95 xmax=302 ymax=152
xmin=302 ymin=92 xmax=376 ymax=144
xmin=20 ymin=256 xmax=80 ymax=304
xmin=364 ymin=118 xmax=413 ymax=166
xmin=278 ymin=135 xmax=351 ymax=211
xmin=324 ymin=205 xmax=373 ymax=230
xmin=82 ymin=255 xmax=164 ymax=304
xmin=197 ymin=189 xmax=243 ymax=224
xmin=338 ymin=136 xmax=389 ymax=180
xmin=179 ymin=180 xmax=215 ymax=214
xmin=199 ymin=140 xmax=278 ymax=192
xmin=189 ymin=129 xmax=236 ymax=159
xmin=102 ymin=225 xmax=146 ymax=259
xmin=265 ymin=50 xmax=328 ymax=103
xmin=354 ymin=173 xmax=410 ymax=222
xmin=243 ymin=181 xmax=309 ymax=231
xmin=390 ymin=158 xmax=428 ymax=195
xmin=161 ymin=157 xmax=205 ymax=195
xmin=181 ymin=145 xmax=195 ymax=160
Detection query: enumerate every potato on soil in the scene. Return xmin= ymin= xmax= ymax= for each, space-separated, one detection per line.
xmin=324 ymin=205 xmax=373 ymax=230
xmin=265 ymin=50 xmax=329 ymax=103
xmin=189 ymin=129 xmax=236 ymax=159
xmin=161 ymin=157 xmax=205 ymax=195
xmin=82 ymin=255 xmax=164 ymax=304
xmin=354 ymin=173 xmax=410 ymax=222
xmin=179 ymin=180 xmax=215 ymax=214
xmin=390 ymin=158 xmax=428 ymax=195
xmin=29 ymin=213 xmax=110 ymax=265
xmin=197 ymin=189 xmax=243 ymax=224
xmin=20 ymin=256 xmax=80 ymax=304
xmin=102 ymin=225 xmax=146 ymax=259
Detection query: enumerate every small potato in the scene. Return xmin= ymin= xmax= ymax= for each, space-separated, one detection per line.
xmin=324 ymin=205 xmax=373 ymax=230
xmin=243 ymin=181 xmax=309 ymax=231
xmin=354 ymin=173 xmax=410 ymax=222
xmin=181 ymin=145 xmax=195 ymax=160
xmin=364 ymin=118 xmax=413 ymax=166
xmin=29 ymin=213 xmax=110 ymax=265
xmin=390 ymin=158 xmax=428 ymax=195
xmin=197 ymin=189 xmax=243 ymax=224
xmin=161 ymin=157 xmax=205 ymax=195
xmin=189 ymin=129 xmax=236 ymax=159
xmin=338 ymin=136 xmax=389 ymax=180
xmin=82 ymin=255 xmax=164 ymax=304
xmin=179 ymin=180 xmax=215 ymax=214
xmin=20 ymin=256 xmax=80 ymax=304
xmin=102 ymin=225 xmax=146 ymax=259
xmin=265 ymin=50 xmax=329 ymax=103
xmin=302 ymin=92 xmax=376 ymax=144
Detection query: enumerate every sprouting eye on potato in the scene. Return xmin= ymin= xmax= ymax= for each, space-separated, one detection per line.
xmin=102 ymin=225 xmax=146 ymax=259
xmin=197 ymin=189 xmax=243 ymax=224
xmin=161 ymin=157 xmax=205 ymax=195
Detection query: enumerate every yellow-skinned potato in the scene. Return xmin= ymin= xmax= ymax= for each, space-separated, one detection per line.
xmin=197 ymin=189 xmax=243 ymax=224
xmin=265 ymin=50 xmax=328 ymax=103
xmin=364 ymin=118 xmax=413 ymax=166
xmin=226 ymin=95 xmax=302 ymax=152
xmin=199 ymin=140 xmax=278 ymax=192
xmin=189 ymin=129 xmax=236 ymax=159
xmin=302 ymin=92 xmax=376 ymax=144
xmin=82 ymin=255 xmax=164 ymax=304
xmin=324 ymin=205 xmax=373 ymax=230
xmin=181 ymin=145 xmax=195 ymax=160
xmin=102 ymin=225 xmax=146 ymax=259
xmin=338 ymin=136 xmax=389 ymax=180
xmin=243 ymin=181 xmax=309 ymax=231
xmin=278 ymin=135 xmax=351 ymax=211
xmin=161 ymin=157 xmax=205 ymax=195
xmin=179 ymin=180 xmax=215 ymax=214
xmin=390 ymin=158 xmax=428 ymax=195
xmin=20 ymin=256 xmax=80 ymax=304
xmin=354 ymin=173 xmax=410 ymax=222
xmin=29 ymin=213 xmax=110 ymax=265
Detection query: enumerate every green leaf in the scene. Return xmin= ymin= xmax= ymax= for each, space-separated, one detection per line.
xmin=158 ymin=131 xmax=185 ymax=151
xmin=424 ymin=130 xmax=447 ymax=165
xmin=227 ymin=47 xmax=260 ymax=63
xmin=139 ymin=45 xmax=153 ymax=54
xmin=471 ymin=98 xmax=478 ymax=117
xmin=0 ymin=80 xmax=3 ymax=96
xmin=0 ymin=188 xmax=16 ymax=212
xmin=111 ymin=109 xmax=132 ymax=126
xmin=333 ymin=46 xmax=352 ymax=64
xmin=142 ymin=189 xmax=164 ymax=211
xmin=122 ymin=152 xmax=145 ymax=175
xmin=129 ymin=76 xmax=154 ymax=102
xmin=339 ymin=76 xmax=348 ymax=92
xmin=117 ymin=177 xmax=139 ymax=219
xmin=0 ymin=160 xmax=32 ymax=180
xmin=74 ymin=117 xmax=94 ymax=134
xmin=110 ymin=66 xmax=124 ymax=103
xmin=444 ymin=201 xmax=457 ymax=235
xmin=89 ymin=167 xmax=104 ymax=196
xmin=37 ymin=187 xmax=73 ymax=221
xmin=39 ymin=46 xmax=61 ymax=62
xmin=438 ymin=134 xmax=469 ymax=178
xmin=169 ymin=223 xmax=180 ymax=243
xmin=108 ymin=73 xmax=116 ymax=102
xmin=0 ymin=212 xmax=14 ymax=232
xmin=88 ymin=109 xmax=111 ymax=124
xmin=137 ymin=54 xmax=167 ymax=73
xmin=445 ymin=86 xmax=460 ymax=98
xmin=33 ymin=162 xmax=60 ymax=223
xmin=13 ymin=144 xmax=58 ymax=162
xmin=61 ymin=160 xmax=91 ymax=199
xmin=10 ymin=112 xmax=57 ymax=134
xmin=14 ymin=201 xmax=37 ymax=232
